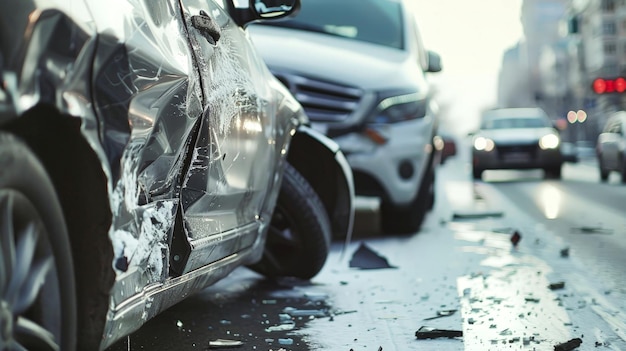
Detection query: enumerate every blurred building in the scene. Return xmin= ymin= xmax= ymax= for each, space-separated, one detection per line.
xmin=497 ymin=0 xmax=567 ymax=118
xmin=498 ymin=42 xmax=534 ymax=108
xmin=522 ymin=0 xmax=569 ymax=103
xmin=497 ymin=0 xmax=626 ymax=143
xmin=566 ymin=0 xmax=626 ymax=141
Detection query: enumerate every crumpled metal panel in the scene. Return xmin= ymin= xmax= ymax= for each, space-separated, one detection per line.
xmin=1 ymin=0 xmax=337 ymax=349
xmin=85 ymin=0 xmax=203 ymax=308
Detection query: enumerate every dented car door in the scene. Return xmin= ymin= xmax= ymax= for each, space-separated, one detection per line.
xmin=173 ymin=0 xmax=281 ymax=274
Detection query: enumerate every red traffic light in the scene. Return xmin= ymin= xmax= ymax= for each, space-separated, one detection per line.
xmin=592 ymin=77 xmax=626 ymax=94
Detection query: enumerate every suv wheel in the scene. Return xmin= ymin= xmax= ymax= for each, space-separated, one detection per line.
xmin=472 ymin=167 xmax=483 ymax=180
xmin=0 ymin=133 xmax=76 ymax=351
xmin=544 ymin=165 xmax=562 ymax=179
xmin=381 ymin=167 xmax=433 ymax=235
xmin=249 ymin=163 xmax=331 ymax=280
xmin=599 ymin=159 xmax=609 ymax=182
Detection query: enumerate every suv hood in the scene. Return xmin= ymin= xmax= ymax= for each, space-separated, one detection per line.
xmin=480 ymin=128 xmax=557 ymax=144
xmin=247 ymin=25 xmax=425 ymax=91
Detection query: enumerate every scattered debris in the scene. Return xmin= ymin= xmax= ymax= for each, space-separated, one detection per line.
xmin=499 ymin=328 xmax=512 ymax=336
xmin=553 ymin=337 xmax=582 ymax=351
xmin=524 ymin=297 xmax=540 ymax=303
xmin=277 ymin=338 xmax=294 ymax=345
xmin=415 ymin=326 xmax=463 ymax=339
xmin=265 ymin=322 xmax=296 ymax=332
xmin=492 ymin=227 xmax=515 ymax=234
xmin=349 ymin=242 xmax=396 ymax=269
xmin=208 ymin=339 xmax=244 ymax=349
xmin=560 ymin=247 xmax=570 ymax=258
xmin=451 ymin=211 xmax=504 ymax=221
xmin=332 ymin=309 xmax=357 ymax=316
xmin=548 ymin=281 xmax=565 ymax=290
xmin=423 ymin=309 xmax=458 ymax=321
xmin=282 ymin=307 xmax=327 ymax=318
xmin=510 ymin=230 xmax=521 ymax=248
xmin=571 ymin=226 xmax=613 ymax=234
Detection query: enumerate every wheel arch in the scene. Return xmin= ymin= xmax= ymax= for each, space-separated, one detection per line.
xmin=2 ymin=104 xmax=115 ymax=350
xmin=287 ymin=126 xmax=354 ymax=242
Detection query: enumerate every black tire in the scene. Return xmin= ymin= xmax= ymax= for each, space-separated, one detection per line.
xmin=472 ymin=167 xmax=483 ymax=180
xmin=619 ymin=155 xmax=626 ymax=183
xmin=599 ymin=160 xmax=609 ymax=182
xmin=544 ymin=165 xmax=562 ymax=179
xmin=249 ymin=163 xmax=331 ymax=280
xmin=381 ymin=166 xmax=434 ymax=235
xmin=0 ymin=133 xmax=76 ymax=350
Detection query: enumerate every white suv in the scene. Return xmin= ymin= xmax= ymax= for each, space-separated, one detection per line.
xmin=249 ymin=0 xmax=442 ymax=233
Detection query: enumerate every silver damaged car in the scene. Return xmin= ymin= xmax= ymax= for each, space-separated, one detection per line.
xmin=0 ymin=0 xmax=354 ymax=349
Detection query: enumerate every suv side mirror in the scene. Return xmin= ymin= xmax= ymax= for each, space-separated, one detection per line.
xmin=427 ymin=51 xmax=442 ymax=73
xmin=229 ymin=0 xmax=300 ymax=27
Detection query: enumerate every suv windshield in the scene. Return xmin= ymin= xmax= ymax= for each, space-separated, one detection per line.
xmin=263 ymin=0 xmax=404 ymax=49
xmin=483 ymin=117 xmax=549 ymax=130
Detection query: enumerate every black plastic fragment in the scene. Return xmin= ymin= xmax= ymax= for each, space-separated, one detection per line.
xmin=349 ymin=242 xmax=396 ymax=269
xmin=451 ymin=211 xmax=504 ymax=220
xmin=415 ymin=326 xmax=463 ymax=339
xmin=553 ymin=337 xmax=582 ymax=351
xmin=548 ymin=281 xmax=565 ymax=290
xmin=510 ymin=230 xmax=521 ymax=248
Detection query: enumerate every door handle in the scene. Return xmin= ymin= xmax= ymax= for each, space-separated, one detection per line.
xmin=191 ymin=10 xmax=221 ymax=45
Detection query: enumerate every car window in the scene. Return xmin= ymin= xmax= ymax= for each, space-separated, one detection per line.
xmin=259 ymin=0 xmax=404 ymax=49
xmin=483 ymin=117 xmax=549 ymax=129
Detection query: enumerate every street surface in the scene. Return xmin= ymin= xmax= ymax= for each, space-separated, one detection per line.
xmin=107 ymin=141 xmax=626 ymax=351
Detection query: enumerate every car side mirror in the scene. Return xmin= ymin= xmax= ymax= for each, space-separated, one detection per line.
xmin=254 ymin=0 xmax=299 ymax=18
xmin=427 ymin=51 xmax=442 ymax=73
xmin=228 ymin=0 xmax=300 ymax=27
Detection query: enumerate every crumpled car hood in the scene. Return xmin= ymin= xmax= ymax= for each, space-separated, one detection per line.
xmin=247 ymin=24 xmax=423 ymax=91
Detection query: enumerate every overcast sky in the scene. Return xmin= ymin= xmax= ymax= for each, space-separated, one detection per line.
xmin=410 ymin=0 xmax=524 ymax=75
xmin=408 ymin=0 xmax=525 ymax=134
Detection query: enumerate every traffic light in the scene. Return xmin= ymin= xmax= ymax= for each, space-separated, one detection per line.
xmin=592 ymin=77 xmax=626 ymax=94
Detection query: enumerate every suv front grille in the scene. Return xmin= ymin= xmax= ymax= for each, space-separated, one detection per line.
xmin=272 ymin=71 xmax=363 ymax=123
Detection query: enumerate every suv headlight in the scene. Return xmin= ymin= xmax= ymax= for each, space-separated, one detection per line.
xmin=368 ymin=91 xmax=427 ymax=124
xmin=473 ymin=136 xmax=495 ymax=152
xmin=539 ymin=134 xmax=560 ymax=149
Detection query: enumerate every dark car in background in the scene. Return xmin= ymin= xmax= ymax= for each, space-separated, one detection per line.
xmin=248 ymin=0 xmax=442 ymax=234
xmin=0 ymin=0 xmax=354 ymax=349
xmin=471 ymin=107 xmax=564 ymax=180
xmin=597 ymin=110 xmax=626 ymax=182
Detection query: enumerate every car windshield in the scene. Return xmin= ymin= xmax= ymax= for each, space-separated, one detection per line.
xmin=262 ymin=0 xmax=404 ymax=49
xmin=483 ymin=117 xmax=549 ymax=130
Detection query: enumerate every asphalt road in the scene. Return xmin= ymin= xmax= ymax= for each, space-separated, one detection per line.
xmin=107 ymin=150 xmax=626 ymax=351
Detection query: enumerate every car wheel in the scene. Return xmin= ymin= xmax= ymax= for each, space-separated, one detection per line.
xmin=381 ymin=166 xmax=433 ymax=235
xmin=472 ymin=167 xmax=483 ymax=180
xmin=0 ymin=133 xmax=76 ymax=351
xmin=427 ymin=171 xmax=435 ymax=211
xmin=544 ymin=165 xmax=562 ymax=179
xmin=599 ymin=159 xmax=609 ymax=182
xmin=249 ymin=163 xmax=331 ymax=280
